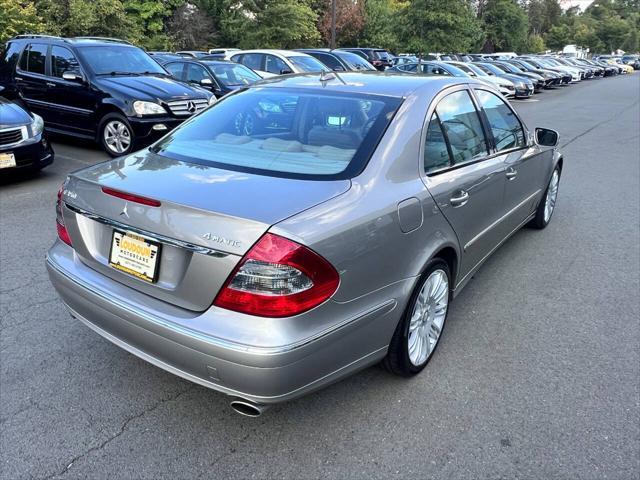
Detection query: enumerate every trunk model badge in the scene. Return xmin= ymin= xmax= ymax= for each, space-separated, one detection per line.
xmin=120 ymin=203 xmax=130 ymax=219
xmin=202 ymin=233 xmax=241 ymax=248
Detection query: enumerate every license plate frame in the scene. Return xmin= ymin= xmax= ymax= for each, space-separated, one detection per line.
xmin=109 ymin=230 xmax=161 ymax=283
xmin=0 ymin=152 xmax=16 ymax=169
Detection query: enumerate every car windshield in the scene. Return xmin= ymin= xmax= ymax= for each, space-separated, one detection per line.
xmin=77 ymin=45 xmax=166 ymax=75
xmin=205 ymin=62 xmax=261 ymax=86
xmin=478 ymin=63 xmax=502 ymax=75
xmin=151 ymin=88 xmax=401 ymax=179
xmin=336 ymin=51 xmax=376 ymax=71
xmin=464 ymin=63 xmax=487 ymax=76
xmin=516 ymin=60 xmax=536 ymax=70
xmin=287 ymin=56 xmax=330 ymax=72
xmin=450 ymin=63 xmax=476 ymax=76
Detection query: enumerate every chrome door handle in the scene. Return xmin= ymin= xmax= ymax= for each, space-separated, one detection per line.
xmin=46 ymin=82 xmax=56 ymax=87
xmin=450 ymin=190 xmax=469 ymax=207
xmin=506 ymin=168 xmax=518 ymax=180
xmin=15 ymin=77 xmax=23 ymax=82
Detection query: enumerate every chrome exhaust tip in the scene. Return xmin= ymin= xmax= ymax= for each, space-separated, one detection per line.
xmin=229 ymin=399 xmax=269 ymax=417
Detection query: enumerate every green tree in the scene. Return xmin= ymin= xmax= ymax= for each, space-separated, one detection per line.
xmin=358 ymin=0 xmax=405 ymax=51
xmin=400 ymin=0 xmax=483 ymax=53
xmin=526 ymin=33 xmax=545 ymax=53
xmin=0 ymin=0 xmax=44 ymax=43
xmin=481 ymin=0 xmax=529 ymax=52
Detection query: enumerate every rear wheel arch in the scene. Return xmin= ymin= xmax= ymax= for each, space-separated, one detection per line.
xmin=429 ymin=246 xmax=459 ymax=289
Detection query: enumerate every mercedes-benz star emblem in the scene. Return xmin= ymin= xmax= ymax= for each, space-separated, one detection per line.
xmin=187 ymin=101 xmax=197 ymax=113
xmin=120 ymin=202 xmax=130 ymax=219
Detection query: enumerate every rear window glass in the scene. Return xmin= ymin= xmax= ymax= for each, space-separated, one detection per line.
xmin=152 ymin=88 xmax=401 ymax=179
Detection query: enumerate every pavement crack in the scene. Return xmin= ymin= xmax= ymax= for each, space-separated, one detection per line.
xmin=561 ymin=100 xmax=639 ymax=149
xmin=39 ymin=386 xmax=195 ymax=480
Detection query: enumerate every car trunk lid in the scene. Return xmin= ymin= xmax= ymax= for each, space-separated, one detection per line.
xmin=60 ymin=152 xmax=350 ymax=311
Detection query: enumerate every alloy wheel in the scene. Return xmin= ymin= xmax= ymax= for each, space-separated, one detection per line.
xmin=104 ymin=120 xmax=132 ymax=154
xmin=544 ymin=170 xmax=559 ymax=223
xmin=407 ymin=269 xmax=449 ymax=366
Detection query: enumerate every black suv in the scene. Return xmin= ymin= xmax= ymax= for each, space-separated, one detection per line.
xmin=0 ymin=36 xmax=214 ymax=156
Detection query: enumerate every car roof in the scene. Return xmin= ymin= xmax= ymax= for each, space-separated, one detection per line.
xmin=235 ymin=49 xmax=311 ymax=57
xmin=248 ymin=72 xmax=471 ymax=98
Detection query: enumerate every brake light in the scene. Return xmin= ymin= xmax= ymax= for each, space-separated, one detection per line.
xmin=214 ymin=233 xmax=339 ymax=317
xmin=56 ymin=185 xmax=72 ymax=246
xmin=101 ymin=187 xmax=161 ymax=207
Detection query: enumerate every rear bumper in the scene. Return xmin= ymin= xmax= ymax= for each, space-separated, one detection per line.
xmin=46 ymin=241 xmax=398 ymax=404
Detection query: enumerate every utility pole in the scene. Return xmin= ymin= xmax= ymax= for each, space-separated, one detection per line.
xmin=330 ymin=0 xmax=337 ymax=49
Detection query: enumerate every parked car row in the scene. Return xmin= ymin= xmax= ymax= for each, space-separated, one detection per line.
xmin=1 ymin=34 xmax=634 ymax=165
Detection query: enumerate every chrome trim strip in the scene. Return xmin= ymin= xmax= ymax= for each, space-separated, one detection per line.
xmin=47 ymin=254 xmax=395 ymax=356
xmin=464 ymin=189 xmax=541 ymax=251
xmin=26 ymin=98 xmax=92 ymax=114
xmin=65 ymin=203 xmax=230 ymax=258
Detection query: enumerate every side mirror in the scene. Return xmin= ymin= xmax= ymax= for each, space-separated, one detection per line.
xmin=62 ymin=71 xmax=83 ymax=82
xmin=280 ymin=68 xmax=293 ymax=75
xmin=535 ymin=127 xmax=559 ymax=147
xmin=200 ymin=78 xmax=213 ymax=86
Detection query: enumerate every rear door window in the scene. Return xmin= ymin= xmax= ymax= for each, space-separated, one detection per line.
xmin=435 ymin=90 xmax=488 ymax=165
xmin=424 ymin=113 xmax=452 ymax=173
xmin=20 ymin=44 xmax=48 ymax=75
xmin=152 ymin=88 xmax=401 ymax=179
xmin=239 ymin=53 xmax=263 ymax=71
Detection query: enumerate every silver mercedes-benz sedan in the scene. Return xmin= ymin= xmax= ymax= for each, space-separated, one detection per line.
xmin=47 ymin=73 xmax=562 ymax=416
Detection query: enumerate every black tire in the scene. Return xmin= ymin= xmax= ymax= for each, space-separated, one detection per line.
xmin=382 ymin=259 xmax=451 ymax=377
xmin=98 ymin=113 xmax=135 ymax=157
xmin=529 ymin=166 xmax=561 ymax=229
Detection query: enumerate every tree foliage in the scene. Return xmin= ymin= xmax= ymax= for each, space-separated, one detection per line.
xmin=400 ymin=0 xmax=483 ymax=53
xmin=481 ymin=0 xmax=529 ymax=52
xmin=0 ymin=0 xmax=44 ymax=43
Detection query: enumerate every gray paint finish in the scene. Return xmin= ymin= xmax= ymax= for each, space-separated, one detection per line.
xmin=47 ymin=72 xmax=561 ymax=404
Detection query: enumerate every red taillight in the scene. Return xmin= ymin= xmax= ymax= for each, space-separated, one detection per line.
xmin=214 ymin=233 xmax=339 ymax=318
xmin=101 ymin=187 xmax=161 ymax=207
xmin=56 ymin=185 xmax=72 ymax=246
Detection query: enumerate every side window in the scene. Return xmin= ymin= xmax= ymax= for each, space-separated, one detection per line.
xmin=435 ymin=90 xmax=488 ymax=165
xmin=315 ymin=53 xmax=341 ymax=70
xmin=165 ymin=62 xmax=184 ymax=79
xmin=424 ymin=113 xmax=452 ymax=173
xmin=426 ymin=64 xmax=450 ymax=76
xmin=51 ymin=46 xmax=80 ymax=78
xmin=240 ymin=53 xmax=263 ymax=71
xmin=20 ymin=44 xmax=48 ymax=74
xmin=475 ymin=90 xmax=525 ymax=151
xmin=185 ymin=64 xmax=211 ymax=83
xmin=265 ymin=55 xmax=287 ymax=74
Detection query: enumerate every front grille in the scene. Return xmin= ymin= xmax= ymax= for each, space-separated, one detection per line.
xmin=0 ymin=128 xmax=24 ymax=147
xmin=166 ymin=98 xmax=208 ymax=117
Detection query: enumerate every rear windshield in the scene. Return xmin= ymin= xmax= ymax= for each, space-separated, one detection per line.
xmin=151 ymin=88 xmax=401 ymax=179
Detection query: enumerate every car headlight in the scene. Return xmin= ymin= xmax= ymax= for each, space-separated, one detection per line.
xmin=208 ymin=96 xmax=216 ymax=106
xmin=29 ymin=113 xmax=44 ymax=138
xmin=133 ymin=101 xmax=166 ymax=116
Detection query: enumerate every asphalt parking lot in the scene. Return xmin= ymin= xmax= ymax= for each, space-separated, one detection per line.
xmin=1 ymin=75 xmax=639 ymax=480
